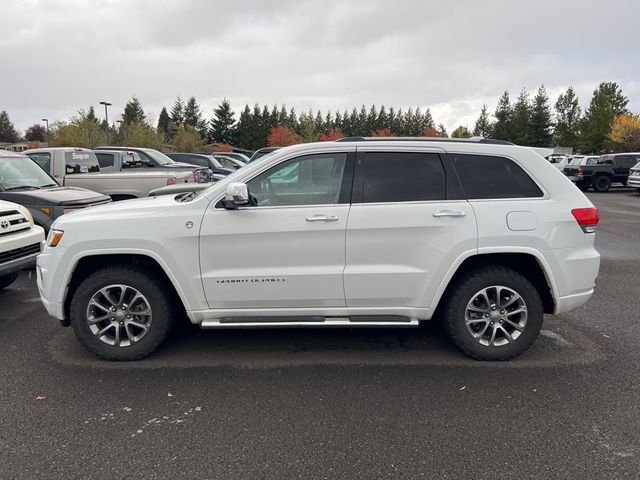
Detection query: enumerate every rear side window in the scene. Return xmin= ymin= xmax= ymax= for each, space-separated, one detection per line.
xmin=450 ymin=154 xmax=543 ymax=199
xmin=64 ymin=151 xmax=100 ymax=174
xmin=361 ymin=152 xmax=446 ymax=203
xmin=95 ymin=152 xmax=114 ymax=168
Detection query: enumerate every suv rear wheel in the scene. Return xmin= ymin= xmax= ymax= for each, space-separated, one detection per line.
xmin=69 ymin=266 xmax=175 ymax=361
xmin=442 ymin=267 xmax=543 ymax=361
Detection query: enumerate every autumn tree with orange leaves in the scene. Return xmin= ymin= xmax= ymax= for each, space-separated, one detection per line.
xmin=319 ymin=128 xmax=344 ymax=141
xmin=267 ymin=126 xmax=299 ymax=147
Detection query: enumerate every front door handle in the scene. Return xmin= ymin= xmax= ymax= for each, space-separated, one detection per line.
xmin=433 ymin=210 xmax=466 ymax=218
xmin=306 ymin=215 xmax=339 ymax=222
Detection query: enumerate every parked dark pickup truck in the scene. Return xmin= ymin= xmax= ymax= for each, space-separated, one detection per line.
xmin=563 ymin=153 xmax=640 ymax=192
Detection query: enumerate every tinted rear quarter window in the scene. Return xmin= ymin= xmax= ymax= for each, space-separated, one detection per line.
xmin=450 ymin=154 xmax=543 ymax=199
xmin=361 ymin=152 xmax=446 ymax=203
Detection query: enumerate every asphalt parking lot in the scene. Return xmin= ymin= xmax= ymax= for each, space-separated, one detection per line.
xmin=1 ymin=189 xmax=639 ymax=479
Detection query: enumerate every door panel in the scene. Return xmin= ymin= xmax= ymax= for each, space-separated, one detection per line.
xmin=200 ymin=205 xmax=349 ymax=309
xmin=344 ymin=201 xmax=476 ymax=308
xmin=199 ymin=151 xmax=354 ymax=310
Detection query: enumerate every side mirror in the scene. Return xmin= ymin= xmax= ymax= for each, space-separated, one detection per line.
xmin=223 ymin=182 xmax=250 ymax=209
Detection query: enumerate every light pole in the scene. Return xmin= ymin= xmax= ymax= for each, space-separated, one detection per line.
xmin=41 ymin=118 xmax=49 ymax=145
xmin=117 ymin=119 xmax=126 ymax=145
xmin=99 ymin=101 xmax=112 ymax=144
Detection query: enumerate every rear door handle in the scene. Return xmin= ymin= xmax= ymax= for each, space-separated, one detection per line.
xmin=433 ymin=210 xmax=466 ymax=218
xmin=306 ymin=215 xmax=339 ymax=222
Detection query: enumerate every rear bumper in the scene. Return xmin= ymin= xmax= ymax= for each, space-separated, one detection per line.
xmin=547 ymin=245 xmax=600 ymax=315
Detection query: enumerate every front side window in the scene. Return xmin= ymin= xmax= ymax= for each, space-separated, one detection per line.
xmin=361 ymin=152 xmax=446 ymax=203
xmin=450 ymin=154 xmax=543 ymax=199
xmin=247 ymin=153 xmax=347 ymax=207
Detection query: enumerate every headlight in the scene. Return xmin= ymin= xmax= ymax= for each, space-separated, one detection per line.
xmin=17 ymin=205 xmax=34 ymax=225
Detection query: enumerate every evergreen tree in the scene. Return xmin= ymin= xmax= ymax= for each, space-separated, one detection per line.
xmin=87 ymin=106 xmax=99 ymax=124
xmin=170 ymin=96 xmax=185 ymax=125
xmin=122 ymin=96 xmax=146 ymax=126
xmin=580 ymin=82 xmax=629 ymax=153
xmin=209 ymin=99 xmax=236 ymax=144
xmin=183 ymin=96 xmax=206 ymax=137
xmin=235 ymin=104 xmax=257 ymax=150
xmin=511 ymin=88 xmax=531 ymax=145
xmin=553 ymin=86 xmax=581 ymax=147
xmin=493 ymin=91 xmax=512 ymax=141
xmin=437 ymin=123 xmax=448 ymax=138
xmin=157 ymin=107 xmax=170 ymax=139
xmin=473 ymin=104 xmax=493 ymax=137
xmin=529 ymin=85 xmax=553 ymax=146
xmin=0 ymin=111 xmax=20 ymax=143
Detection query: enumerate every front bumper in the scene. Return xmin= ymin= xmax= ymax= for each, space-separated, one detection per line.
xmin=0 ymin=226 xmax=45 ymax=276
xmin=36 ymin=245 xmax=66 ymax=320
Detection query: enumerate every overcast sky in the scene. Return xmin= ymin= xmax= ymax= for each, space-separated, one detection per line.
xmin=1 ymin=0 xmax=638 ymax=134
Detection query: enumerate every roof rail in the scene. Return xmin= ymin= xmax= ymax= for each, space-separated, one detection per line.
xmin=335 ymin=136 xmax=514 ymax=145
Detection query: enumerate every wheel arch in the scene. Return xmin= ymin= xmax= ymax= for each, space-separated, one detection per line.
xmin=430 ymin=250 xmax=557 ymax=317
xmin=62 ymin=252 xmax=189 ymax=326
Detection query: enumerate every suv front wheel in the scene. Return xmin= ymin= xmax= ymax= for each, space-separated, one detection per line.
xmin=442 ymin=267 xmax=543 ymax=361
xmin=69 ymin=266 xmax=175 ymax=361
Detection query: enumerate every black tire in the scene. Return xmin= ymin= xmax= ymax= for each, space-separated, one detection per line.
xmin=69 ymin=265 xmax=176 ymax=361
xmin=0 ymin=272 xmax=19 ymax=289
xmin=442 ymin=267 xmax=544 ymax=361
xmin=593 ymin=175 xmax=611 ymax=192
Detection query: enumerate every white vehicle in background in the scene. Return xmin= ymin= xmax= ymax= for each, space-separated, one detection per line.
xmin=37 ymin=138 xmax=601 ymax=362
xmin=628 ymin=162 xmax=640 ymax=192
xmin=0 ymin=199 xmax=44 ymax=289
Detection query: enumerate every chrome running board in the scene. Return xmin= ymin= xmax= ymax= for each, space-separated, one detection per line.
xmin=200 ymin=316 xmax=419 ymax=329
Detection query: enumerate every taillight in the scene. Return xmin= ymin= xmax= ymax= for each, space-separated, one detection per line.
xmin=167 ymin=177 xmax=177 ymax=186
xmin=577 ymin=167 xmax=583 ymax=175
xmin=571 ymin=207 xmax=599 ymax=233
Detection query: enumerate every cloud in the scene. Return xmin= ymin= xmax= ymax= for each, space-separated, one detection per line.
xmin=1 ymin=0 xmax=638 ymax=133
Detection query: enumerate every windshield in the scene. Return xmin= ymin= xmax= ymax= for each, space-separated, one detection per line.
xmin=143 ymin=149 xmax=175 ymax=166
xmin=0 ymin=157 xmax=58 ymax=190
xmin=569 ymin=157 xmax=584 ymax=165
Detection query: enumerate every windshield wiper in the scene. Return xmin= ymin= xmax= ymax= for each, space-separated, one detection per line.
xmin=4 ymin=185 xmax=41 ymax=191
xmin=41 ymin=183 xmax=59 ymax=188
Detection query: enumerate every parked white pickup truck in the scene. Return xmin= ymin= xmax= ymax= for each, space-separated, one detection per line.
xmin=24 ymin=148 xmax=196 ymax=201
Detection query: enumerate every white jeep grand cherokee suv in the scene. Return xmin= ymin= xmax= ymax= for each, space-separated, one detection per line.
xmin=36 ymin=138 xmax=600 ymax=361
